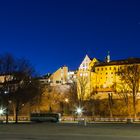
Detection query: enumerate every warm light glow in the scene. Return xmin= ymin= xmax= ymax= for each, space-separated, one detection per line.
xmin=65 ymin=98 xmax=69 ymax=103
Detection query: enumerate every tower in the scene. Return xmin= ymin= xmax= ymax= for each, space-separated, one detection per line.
xmin=106 ymin=51 xmax=111 ymax=63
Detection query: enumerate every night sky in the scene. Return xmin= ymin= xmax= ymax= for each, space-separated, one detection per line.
xmin=0 ymin=0 xmax=140 ymax=75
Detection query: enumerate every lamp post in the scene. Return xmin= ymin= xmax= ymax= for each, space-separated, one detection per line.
xmin=108 ymin=92 xmax=113 ymax=118
xmin=76 ymin=106 xmax=87 ymax=126
xmin=65 ymin=98 xmax=69 ymax=103
xmin=76 ymin=106 xmax=83 ymax=118
xmin=64 ymin=98 xmax=69 ymax=115
xmin=0 ymin=107 xmax=5 ymax=116
xmin=4 ymin=90 xmax=10 ymax=124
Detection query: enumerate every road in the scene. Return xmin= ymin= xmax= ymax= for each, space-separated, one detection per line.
xmin=0 ymin=123 xmax=140 ymax=140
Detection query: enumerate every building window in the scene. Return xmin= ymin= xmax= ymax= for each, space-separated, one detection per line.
xmin=96 ymin=68 xmax=98 ymax=72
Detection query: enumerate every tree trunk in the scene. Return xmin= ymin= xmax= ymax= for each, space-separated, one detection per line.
xmin=5 ymin=107 xmax=9 ymax=124
xmin=13 ymin=105 xmax=16 ymax=121
xmin=132 ymin=89 xmax=137 ymax=119
xmin=133 ymin=95 xmax=137 ymax=119
xmin=15 ymin=104 xmax=19 ymax=123
xmin=127 ymin=104 xmax=131 ymax=118
xmin=108 ymin=93 xmax=113 ymax=118
xmin=126 ymin=98 xmax=131 ymax=118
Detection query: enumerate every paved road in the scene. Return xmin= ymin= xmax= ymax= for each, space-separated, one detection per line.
xmin=0 ymin=123 xmax=140 ymax=140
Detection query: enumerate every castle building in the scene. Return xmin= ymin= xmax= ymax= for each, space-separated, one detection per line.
xmin=37 ymin=53 xmax=140 ymax=114
xmin=42 ymin=53 xmax=140 ymax=100
xmin=76 ymin=53 xmax=140 ymax=100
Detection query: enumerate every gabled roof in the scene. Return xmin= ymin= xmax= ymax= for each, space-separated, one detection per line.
xmin=95 ymin=58 xmax=140 ymax=67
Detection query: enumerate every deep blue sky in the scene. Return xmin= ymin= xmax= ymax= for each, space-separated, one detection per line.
xmin=0 ymin=0 xmax=140 ymax=75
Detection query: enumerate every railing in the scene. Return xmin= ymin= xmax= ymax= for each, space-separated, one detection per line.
xmin=0 ymin=116 xmax=30 ymax=122
xmin=0 ymin=115 xmax=140 ymax=123
xmin=62 ymin=116 xmax=140 ymax=123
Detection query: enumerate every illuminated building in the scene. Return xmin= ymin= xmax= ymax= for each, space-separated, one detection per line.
xmin=33 ymin=52 xmax=140 ymax=115
xmin=76 ymin=53 xmax=140 ymax=100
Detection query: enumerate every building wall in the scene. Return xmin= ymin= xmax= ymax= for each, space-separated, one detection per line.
xmin=90 ymin=63 xmax=140 ymax=99
xmin=50 ymin=66 xmax=68 ymax=85
xmin=77 ymin=55 xmax=99 ymax=99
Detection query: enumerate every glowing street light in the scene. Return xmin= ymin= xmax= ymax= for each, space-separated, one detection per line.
xmin=0 ymin=107 xmax=5 ymax=115
xmin=75 ymin=106 xmax=83 ymax=116
xmin=4 ymin=91 xmax=9 ymax=94
xmin=65 ymin=98 xmax=69 ymax=103
xmin=77 ymin=108 xmax=82 ymax=114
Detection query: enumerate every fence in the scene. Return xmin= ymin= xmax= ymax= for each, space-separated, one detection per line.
xmin=0 ymin=116 xmax=30 ymax=122
xmin=62 ymin=116 xmax=140 ymax=123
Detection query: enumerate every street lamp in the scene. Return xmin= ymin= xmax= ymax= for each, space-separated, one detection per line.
xmin=0 ymin=107 xmax=6 ymax=116
xmin=4 ymin=91 xmax=9 ymax=94
xmin=75 ymin=106 xmax=83 ymax=117
xmin=75 ymin=106 xmax=87 ymax=126
xmin=65 ymin=98 xmax=69 ymax=103
xmin=64 ymin=98 xmax=69 ymax=115
xmin=4 ymin=90 xmax=10 ymax=123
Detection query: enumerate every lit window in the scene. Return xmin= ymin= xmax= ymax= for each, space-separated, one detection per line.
xmin=73 ymin=76 xmax=76 ymax=79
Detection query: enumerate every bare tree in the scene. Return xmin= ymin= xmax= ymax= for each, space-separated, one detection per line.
xmin=117 ymin=65 xmax=140 ymax=118
xmin=44 ymin=86 xmax=62 ymax=112
xmin=40 ymin=85 xmax=69 ymax=115
xmin=0 ymin=54 xmax=17 ymax=123
xmin=0 ymin=53 xmax=43 ymax=123
xmin=77 ymin=76 xmax=89 ymax=106
xmin=115 ymin=81 xmax=131 ymax=117
xmin=67 ymin=76 xmax=90 ymax=117
xmin=69 ymin=80 xmax=79 ymax=107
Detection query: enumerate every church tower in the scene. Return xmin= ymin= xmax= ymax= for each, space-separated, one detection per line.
xmin=106 ymin=51 xmax=111 ymax=63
